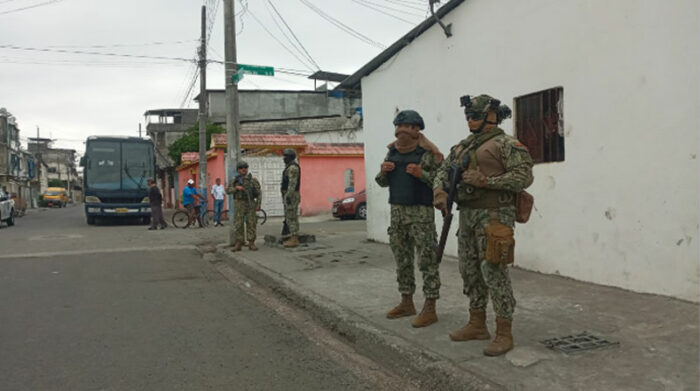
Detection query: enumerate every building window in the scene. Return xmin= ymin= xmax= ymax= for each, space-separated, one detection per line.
xmin=514 ymin=87 xmax=564 ymax=163
xmin=344 ymin=168 xmax=354 ymax=193
xmin=48 ymin=167 xmax=57 ymax=173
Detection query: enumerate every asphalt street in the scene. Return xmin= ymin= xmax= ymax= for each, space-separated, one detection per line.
xmin=0 ymin=206 xmax=381 ymax=390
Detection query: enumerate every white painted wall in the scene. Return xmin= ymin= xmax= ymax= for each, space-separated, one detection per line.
xmin=363 ymin=0 xmax=699 ymax=301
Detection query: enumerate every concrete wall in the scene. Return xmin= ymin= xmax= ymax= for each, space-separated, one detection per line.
xmin=207 ymin=90 xmax=362 ymax=123
xmin=362 ymin=0 xmax=699 ymax=301
xmin=298 ymin=156 xmax=366 ymax=216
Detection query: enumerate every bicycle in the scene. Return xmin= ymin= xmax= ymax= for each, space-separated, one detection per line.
xmin=172 ymin=200 xmax=208 ymax=229
xmin=205 ymin=207 xmax=267 ymax=226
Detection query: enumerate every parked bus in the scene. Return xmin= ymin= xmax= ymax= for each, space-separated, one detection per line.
xmin=80 ymin=136 xmax=154 ymax=225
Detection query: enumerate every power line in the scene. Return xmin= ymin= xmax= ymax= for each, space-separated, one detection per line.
xmin=245 ymin=8 xmax=316 ymax=71
xmin=0 ymin=0 xmax=65 ymax=16
xmin=266 ymin=0 xmax=321 ymax=70
xmin=47 ymin=39 xmax=198 ymax=49
xmin=350 ymin=0 xmax=419 ymax=24
xmin=377 ymin=0 xmax=427 ymax=12
xmin=298 ymin=0 xmax=386 ymax=50
xmin=354 ymin=0 xmax=425 ymax=17
xmin=0 ymin=44 xmax=196 ymax=62
xmin=261 ymin=1 xmax=315 ymax=70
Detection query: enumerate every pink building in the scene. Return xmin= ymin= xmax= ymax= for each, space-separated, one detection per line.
xmin=175 ymin=134 xmax=364 ymax=217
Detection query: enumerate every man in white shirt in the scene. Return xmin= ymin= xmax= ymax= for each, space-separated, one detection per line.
xmin=211 ymin=178 xmax=226 ymax=227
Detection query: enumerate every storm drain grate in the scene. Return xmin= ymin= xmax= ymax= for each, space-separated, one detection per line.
xmin=540 ymin=332 xmax=619 ymax=354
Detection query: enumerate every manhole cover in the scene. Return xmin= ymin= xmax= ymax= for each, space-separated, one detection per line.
xmin=540 ymin=332 xmax=619 ymax=354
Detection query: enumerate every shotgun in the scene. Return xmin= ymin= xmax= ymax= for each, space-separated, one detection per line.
xmin=435 ymin=155 xmax=470 ymax=263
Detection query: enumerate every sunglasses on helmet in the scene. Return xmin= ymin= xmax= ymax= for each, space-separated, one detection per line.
xmin=465 ymin=111 xmax=486 ymax=121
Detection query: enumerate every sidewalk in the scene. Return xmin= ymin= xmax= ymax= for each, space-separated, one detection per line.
xmin=215 ymin=218 xmax=699 ymax=391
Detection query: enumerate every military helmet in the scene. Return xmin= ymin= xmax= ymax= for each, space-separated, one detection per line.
xmin=393 ymin=110 xmax=425 ymax=130
xmin=282 ymin=148 xmax=296 ymax=157
xmin=236 ymin=160 xmax=249 ymax=169
xmin=460 ymin=94 xmax=512 ymax=123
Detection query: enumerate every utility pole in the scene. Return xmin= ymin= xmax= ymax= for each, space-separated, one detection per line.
xmin=198 ymin=5 xmax=208 ymax=207
xmin=224 ymin=0 xmax=241 ymax=245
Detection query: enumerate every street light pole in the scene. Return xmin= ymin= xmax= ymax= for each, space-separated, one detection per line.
xmin=224 ymin=0 xmax=241 ymax=245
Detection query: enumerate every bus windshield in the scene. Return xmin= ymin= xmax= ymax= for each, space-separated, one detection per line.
xmin=86 ymin=140 xmax=154 ymax=191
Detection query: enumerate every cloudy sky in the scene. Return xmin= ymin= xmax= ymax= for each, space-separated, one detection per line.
xmin=0 ymin=0 xmax=435 ymax=155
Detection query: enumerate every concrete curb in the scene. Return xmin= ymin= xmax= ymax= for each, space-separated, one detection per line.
xmin=216 ymin=247 xmax=503 ymax=391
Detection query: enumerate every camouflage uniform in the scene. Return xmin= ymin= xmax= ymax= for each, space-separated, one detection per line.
xmin=281 ymin=162 xmax=300 ymax=236
xmin=435 ymin=128 xmax=533 ymax=319
xmin=226 ymin=174 xmax=262 ymax=243
xmin=377 ymin=150 xmax=441 ymax=299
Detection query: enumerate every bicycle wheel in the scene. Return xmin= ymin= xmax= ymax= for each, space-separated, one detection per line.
xmin=172 ymin=210 xmax=191 ymax=229
xmin=256 ymin=209 xmax=267 ymax=225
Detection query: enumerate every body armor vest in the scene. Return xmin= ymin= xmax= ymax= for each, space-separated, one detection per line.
xmin=281 ymin=163 xmax=301 ymax=192
xmin=386 ymin=146 xmax=433 ymax=206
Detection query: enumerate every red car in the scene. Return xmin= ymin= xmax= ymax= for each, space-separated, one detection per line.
xmin=332 ymin=190 xmax=366 ymax=220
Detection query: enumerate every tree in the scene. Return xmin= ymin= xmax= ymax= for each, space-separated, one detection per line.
xmin=48 ymin=179 xmax=67 ymax=188
xmin=168 ymin=123 xmax=225 ymax=166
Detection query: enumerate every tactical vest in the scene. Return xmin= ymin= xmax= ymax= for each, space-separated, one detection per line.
xmin=455 ymin=129 xmax=515 ymax=209
xmin=281 ymin=162 xmax=301 ymax=192
xmin=385 ymin=146 xmax=433 ymax=206
xmin=233 ymin=174 xmax=259 ymax=200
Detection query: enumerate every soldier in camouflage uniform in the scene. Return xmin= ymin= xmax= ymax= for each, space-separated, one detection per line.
xmin=226 ymin=160 xmax=262 ymax=252
xmin=281 ymin=148 xmax=301 ymax=248
xmin=434 ymin=94 xmax=533 ymax=356
xmin=376 ymin=110 xmax=444 ymax=328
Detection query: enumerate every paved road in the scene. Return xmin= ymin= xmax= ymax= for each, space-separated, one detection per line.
xmin=0 ymin=206 xmax=379 ymax=390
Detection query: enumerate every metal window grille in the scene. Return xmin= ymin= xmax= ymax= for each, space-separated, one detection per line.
xmin=344 ymin=168 xmax=355 ymax=193
xmin=515 ymin=87 xmax=565 ymax=163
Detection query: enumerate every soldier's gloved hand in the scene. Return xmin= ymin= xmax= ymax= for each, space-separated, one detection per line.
xmin=405 ymin=163 xmax=422 ymax=178
xmin=462 ymin=169 xmax=487 ymax=188
xmin=381 ymin=161 xmax=395 ymax=173
xmin=235 ymin=185 xmax=244 ymax=191
xmin=433 ymin=188 xmax=447 ymax=214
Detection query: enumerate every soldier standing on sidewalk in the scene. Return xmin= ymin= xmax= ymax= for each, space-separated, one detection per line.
xmin=375 ymin=110 xmax=444 ymax=328
xmin=433 ymin=94 xmax=533 ymax=356
xmin=281 ymin=148 xmax=301 ymax=248
xmin=226 ymin=161 xmax=262 ymax=252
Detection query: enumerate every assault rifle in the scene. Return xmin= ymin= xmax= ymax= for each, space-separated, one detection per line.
xmin=435 ymin=155 xmax=470 ymax=264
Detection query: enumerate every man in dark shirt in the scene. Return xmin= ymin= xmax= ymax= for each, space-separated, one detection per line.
xmin=148 ymin=179 xmax=167 ymax=230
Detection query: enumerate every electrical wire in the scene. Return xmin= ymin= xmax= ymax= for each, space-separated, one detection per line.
xmin=266 ymin=0 xmax=320 ymax=70
xmin=377 ymin=0 xmax=426 ymax=12
xmin=261 ymin=1 xmax=315 ymax=70
xmin=349 ymin=0 xmax=418 ymax=24
xmin=245 ymin=8 xmax=315 ymax=71
xmin=47 ymin=39 xmax=198 ymax=49
xmin=0 ymin=0 xmax=65 ymax=16
xmin=354 ymin=0 xmax=425 ymax=17
xmin=298 ymin=0 xmax=386 ymax=50
xmin=0 ymin=44 xmax=196 ymax=63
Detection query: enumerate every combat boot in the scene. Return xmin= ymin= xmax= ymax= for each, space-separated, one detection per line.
xmin=283 ymin=235 xmax=299 ymax=248
xmin=449 ymin=309 xmax=491 ymax=341
xmin=412 ymin=298 xmax=438 ymax=328
xmin=386 ymin=294 xmax=416 ymax=319
xmin=483 ymin=317 xmax=513 ymax=356
xmin=232 ymin=241 xmax=243 ymax=252
xmin=248 ymin=241 xmax=258 ymax=251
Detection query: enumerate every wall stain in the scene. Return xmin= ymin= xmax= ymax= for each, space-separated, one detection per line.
xmin=604 ymin=208 xmax=616 ymax=220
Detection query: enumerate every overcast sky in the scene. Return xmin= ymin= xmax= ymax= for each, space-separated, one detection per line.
xmin=0 ymin=0 xmax=435 ymax=155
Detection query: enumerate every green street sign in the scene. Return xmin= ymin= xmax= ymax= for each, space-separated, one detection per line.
xmin=232 ymin=63 xmax=275 ymax=84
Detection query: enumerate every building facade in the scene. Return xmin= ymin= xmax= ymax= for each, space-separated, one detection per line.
xmin=344 ymin=0 xmax=699 ymax=301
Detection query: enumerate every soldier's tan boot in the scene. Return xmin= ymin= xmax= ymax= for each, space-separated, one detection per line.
xmin=386 ymin=294 xmax=416 ymax=319
xmin=449 ymin=309 xmax=491 ymax=341
xmin=412 ymin=298 xmax=438 ymax=328
xmin=483 ymin=317 xmax=514 ymax=356
xmin=248 ymin=241 xmax=258 ymax=251
xmin=232 ymin=241 xmax=243 ymax=252
xmin=283 ymin=235 xmax=299 ymax=248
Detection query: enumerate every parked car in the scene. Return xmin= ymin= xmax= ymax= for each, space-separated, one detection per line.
xmin=0 ymin=189 xmax=15 ymax=227
xmin=332 ymin=190 xmax=366 ymax=220
xmin=42 ymin=187 xmax=69 ymax=207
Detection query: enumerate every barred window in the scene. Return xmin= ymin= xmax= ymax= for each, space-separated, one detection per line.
xmin=344 ymin=168 xmax=355 ymax=193
xmin=514 ymin=87 xmax=564 ymax=163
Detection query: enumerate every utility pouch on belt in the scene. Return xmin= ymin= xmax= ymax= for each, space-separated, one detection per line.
xmin=515 ymin=190 xmax=534 ymax=224
xmin=485 ymin=220 xmax=515 ymax=266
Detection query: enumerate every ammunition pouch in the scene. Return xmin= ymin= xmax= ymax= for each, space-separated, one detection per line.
xmin=515 ymin=190 xmax=534 ymax=223
xmin=458 ymin=188 xmax=515 ymax=209
xmin=485 ymin=220 xmax=514 ymax=266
